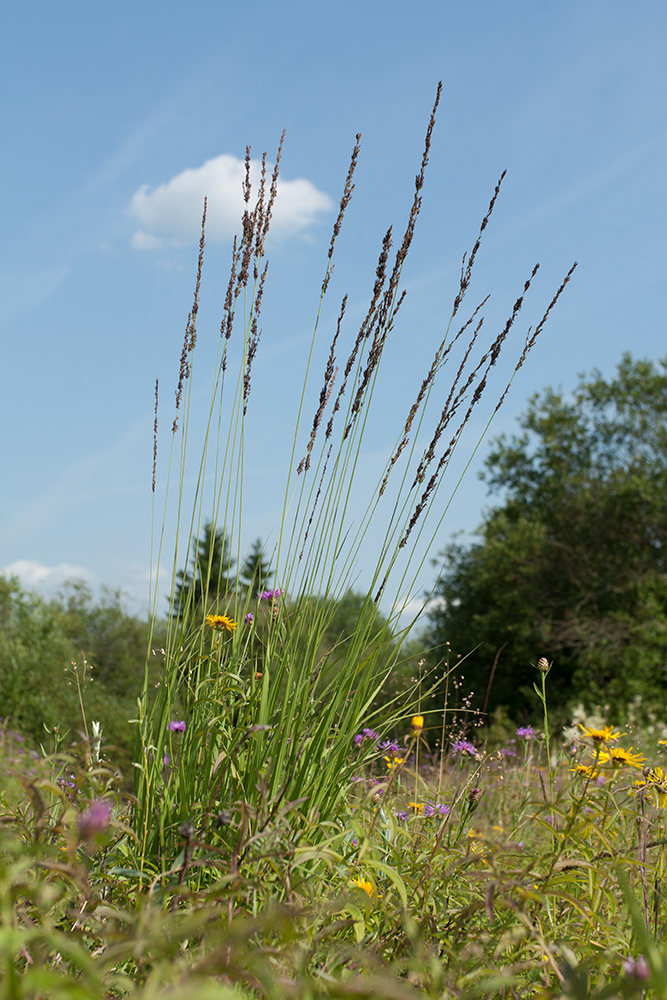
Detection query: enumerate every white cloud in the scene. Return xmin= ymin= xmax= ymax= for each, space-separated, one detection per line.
xmin=2 ymin=560 xmax=94 ymax=590
xmin=129 ymin=154 xmax=333 ymax=249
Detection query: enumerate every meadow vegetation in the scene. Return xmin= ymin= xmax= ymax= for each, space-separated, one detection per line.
xmin=6 ymin=85 xmax=666 ymax=997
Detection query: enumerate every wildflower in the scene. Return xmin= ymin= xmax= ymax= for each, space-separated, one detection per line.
xmin=396 ymin=810 xmax=409 ymax=822
xmin=169 ymin=720 xmax=186 ymax=732
xmin=578 ymin=723 xmax=624 ymax=744
xmin=354 ymin=728 xmax=380 ymax=746
xmin=537 ymin=657 xmax=550 ymax=672
xmin=205 ymin=614 xmax=238 ymax=632
xmin=634 ymin=766 xmax=667 ymax=808
xmin=599 ymin=746 xmax=647 ymax=769
xmin=411 ymin=715 xmax=424 ymax=732
xmin=260 ymin=588 xmax=282 ymax=600
xmin=380 ymin=739 xmax=404 ymax=756
xmin=78 ymin=800 xmax=111 ymax=841
xmin=409 ymin=802 xmax=424 ymax=813
xmin=450 ymin=738 xmax=478 ymax=758
xmin=423 ymin=803 xmax=435 ymax=817
xmin=352 ymin=876 xmax=374 ymax=897
xmin=570 ymin=763 xmax=601 ymax=779
xmin=623 ymin=956 xmax=650 ymax=981
xmin=434 ymin=803 xmax=450 ymax=815
xmin=516 ymin=726 xmax=537 ymax=740
xmin=467 ymin=787 xmax=482 ymax=804
xmin=245 ymin=612 xmax=254 ymax=623
xmin=384 ymin=755 xmax=403 ymax=771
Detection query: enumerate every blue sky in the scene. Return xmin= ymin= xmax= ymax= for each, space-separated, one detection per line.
xmin=1 ymin=0 xmax=666 ymax=616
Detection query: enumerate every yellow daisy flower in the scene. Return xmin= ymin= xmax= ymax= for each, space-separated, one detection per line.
xmin=352 ymin=876 xmax=374 ymax=897
xmin=599 ymin=746 xmax=647 ymax=769
xmin=634 ymin=766 xmax=667 ymax=808
xmin=205 ymin=614 xmax=238 ymax=633
xmin=570 ymin=763 xmax=601 ymax=780
xmin=384 ymin=755 xmax=404 ymax=771
xmin=411 ymin=715 xmax=424 ymax=731
xmin=578 ymin=723 xmax=624 ymax=744
xmin=409 ymin=802 xmax=424 ymax=813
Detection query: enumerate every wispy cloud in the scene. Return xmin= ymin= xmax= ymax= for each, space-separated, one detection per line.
xmin=129 ymin=154 xmax=333 ymax=249
xmin=2 ymin=559 xmax=94 ymax=590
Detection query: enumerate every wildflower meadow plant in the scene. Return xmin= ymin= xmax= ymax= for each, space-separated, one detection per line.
xmin=128 ymin=82 xmax=576 ymax=874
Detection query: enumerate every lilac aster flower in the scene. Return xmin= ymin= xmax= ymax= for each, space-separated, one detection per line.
xmin=450 ymin=738 xmax=478 ymax=758
xmin=78 ymin=800 xmax=111 ymax=840
xmin=380 ymin=739 xmax=405 ymax=756
xmin=354 ymin=728 xmax=380 ymax=746
xmin=435 ymin=803 xmax=450 ymax=816
xmin=516 ymin=726 xmax=537 ymax=740
xmin=396 ymin=810 xmax=410 ymax=822
xmin=423 ymin=803 xmax=435 ymax=818
xmin=169 ymin=720 xmax=186 ymax=732
xmin=245 ymin=612 xmax=254 ymax=623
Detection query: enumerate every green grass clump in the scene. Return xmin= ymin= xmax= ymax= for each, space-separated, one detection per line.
xmin=0 ymin=85 xmax=601 ymax=997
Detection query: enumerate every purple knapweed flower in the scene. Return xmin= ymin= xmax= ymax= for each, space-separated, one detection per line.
xmin=424 ymin=803 xmax=435 ymax=818
xmin=450 ymin=738 xmax=478 ymax=758
xmin=396 ymin=810 xmax=410 ymax=822
xmin=500 ymin=747 xmax=517 ymax=757
xmin=516 ymin=726 xmax=537 ymax=740
xmin=78 ymin=800 xmax=111 ymax=840
xmin=245 ymin=612 xmax=254 ymax=623
xmin=260 ymin=588 xmax=282 ymax=600
xmin=169 ymin=720 xmax=186 ymax=732
xmin=434 ymin=803 xmax=450 ymax=816
xmin=623 ymin=956 xmax=650 ymax=981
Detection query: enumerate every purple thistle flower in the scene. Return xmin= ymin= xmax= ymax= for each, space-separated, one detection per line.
xmin=424 ymin=803 xmax=435 ymax=818
xmin=169 ymin=720 xmax=186 ymax=732
xmin=245 ymin=612 xmax=254 ymax=623
xmin=78 ymin=800 xmax=111 ymax=840
xmin=516 ymin=726 xmax=537 ymax=740
xmin=450 ymin=738 xmax=478 ymax=758
xmin=260 ymin=588 xmax=282 ymax=600
xmin=435 ymin=803 xmax=450 ymax=816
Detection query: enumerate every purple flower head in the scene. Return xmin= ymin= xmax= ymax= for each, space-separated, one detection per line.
xmin=396 ymin=810 xmax=410 ymax=822
xmin=450 ymin=738 xmax=478 ymax=758
xmin=169 ymin=720 xmax=186 ymax=732
xmin=260 ymin=588 xmax=282 ymax=601
xmin=380 ymin=739 xmax=405 ymax=756
xmin=354 ymin=728 xmax=380 ymax=747
xmin=623 ymin=956 xmax=650 ymax=981
xmin=423 ymin=803 xmax=435 ymax=818
xmin=516 ymin=726 xmax=537 ymax=740
xmin=435 ymin=803 xmax=450 ymax=816
xmin=78 ymin=800 xmax=111 ymax=841
xmin=245 ymin=612 xmax=254 ymax=623
xmin=500 ymin=747 xmax=517 ymax=757
xmin=163 ymin=753 xmax=171 ymax=765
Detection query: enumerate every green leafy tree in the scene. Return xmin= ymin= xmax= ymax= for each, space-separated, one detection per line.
xmin=426 ymin=354 xmax=667 ymax=720
xmin=173 ymin=522 xmax=235 ymax=618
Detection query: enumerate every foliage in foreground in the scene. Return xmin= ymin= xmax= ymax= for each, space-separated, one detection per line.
xmin=427 ymin=354 xmax=667 ymax=722
xmin=4 ymin=686 xmax=667 ymax=998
